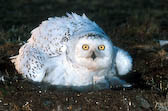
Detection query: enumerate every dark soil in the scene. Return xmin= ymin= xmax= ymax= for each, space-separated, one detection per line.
xmin=0 ymin=0 xmax=168 ymax=111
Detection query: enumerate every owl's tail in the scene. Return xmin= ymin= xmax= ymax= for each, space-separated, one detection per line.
xmin=10 ymin=55 xmax=21 ymax=74
xmin=10 ymin=55 xmax=18 ymax=63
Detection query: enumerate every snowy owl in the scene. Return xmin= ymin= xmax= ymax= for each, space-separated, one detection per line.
xmin=11 ymin=13 xmax=132 ymax=89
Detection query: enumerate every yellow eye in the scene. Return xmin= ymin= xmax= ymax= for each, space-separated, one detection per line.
xmin=98 ymin=45 xmax=105 ymax=50
xmin=82 ymin=44 xmax=89 ymax=50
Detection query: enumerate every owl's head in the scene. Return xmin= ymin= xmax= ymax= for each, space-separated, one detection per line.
xmin=66 ymin=35 xmax=113 ymax=71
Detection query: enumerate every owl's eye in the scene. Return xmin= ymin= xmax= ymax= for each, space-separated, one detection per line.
xmin=98 ymin=45 xmax=105 ymax=50
xmin=82 ymin=44 xmax=89 ymax=50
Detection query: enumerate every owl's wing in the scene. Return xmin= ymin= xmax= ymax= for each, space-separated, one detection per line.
xmin=12 ymin=43 xmax=48 ymax=82
xmin=114 ymin=46 xmax=132 ymax=76
xmin=28 ymin=17 xmax=70 ymax=57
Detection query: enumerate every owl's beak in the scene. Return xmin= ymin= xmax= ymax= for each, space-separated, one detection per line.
xmin=91 ymin=51 xmax=96 ymax=60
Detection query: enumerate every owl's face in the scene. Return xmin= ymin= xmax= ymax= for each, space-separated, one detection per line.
xmin=72 ymin=36 xmax=113 ymax=71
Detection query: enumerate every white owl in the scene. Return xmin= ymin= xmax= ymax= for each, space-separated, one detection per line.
xmin=11 ymin=13 xmax=132 ymax=89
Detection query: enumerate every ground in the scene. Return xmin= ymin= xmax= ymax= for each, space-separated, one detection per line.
xmin=0 ymin=0 xmax=168 ymax=111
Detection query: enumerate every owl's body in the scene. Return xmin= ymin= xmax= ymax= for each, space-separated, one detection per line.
xmin=12 ymin=13 xmax=132 ymax=88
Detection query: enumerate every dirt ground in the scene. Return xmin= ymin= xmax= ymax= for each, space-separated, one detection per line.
xmin=0 ymin=0 xmax=168 ymax=111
